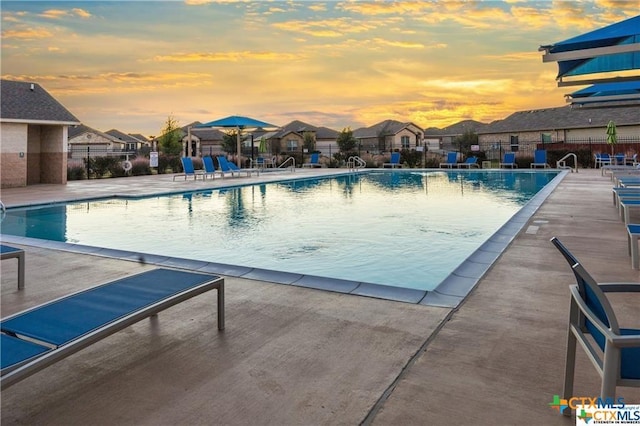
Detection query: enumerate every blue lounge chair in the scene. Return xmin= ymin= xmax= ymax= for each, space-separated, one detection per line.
xmin=173 ymin=157 xmax=205 ymax=181
xmin=217 ymin=156 xmax=259 ymax=177
xmin=595 ymin=153 xmax=611 ymax=168
xmin=1 ymin=268 xmax=224 ymax=389
xmin=383 ymin=152 xmax=402 ymax=168
xmin=551 ymin=237 xmax=640 ymax=405
xmin=499 ymin=152 xmax=517 ymax=168
xmin=1 ymin=245 xmax=25 ymax=290
xmin=202 ymin=156 xmax=220 ymax=179
xmin=458 ymin=156 xmax=479 ymax=169
xmin=530 ymin=149 xmax=549 ymax=168
xmin=439 ymin=152 xmax=458 ymax=168
xmin=303 ymin=152 xmax=322 ymax=168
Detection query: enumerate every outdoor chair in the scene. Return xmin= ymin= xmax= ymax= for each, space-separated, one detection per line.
xmin=530 ymin=149 xmax=550 ymax=168
xmin=594 ymin=153 xmax=612 ymax=169
xmin=550 ymin=237 xmax=640 ymax=409
xmin=1 ymin=245 xmax=25 ymax=290
xmin=458 ymin=156 xmax=479 ymax=168
xmin=499 ymin=152 xmax=517 ymax=168
xmin=1 ymin=268 xmax=225 ymax=390
xmin=202 ymin=156 xmax=221 ymax=179
xmin=217 ymin=156 xmax=259 ymax=177
xmin=173 ymin=157 xmax=205 ymax=181
xmin=382 ymin=152 xmax=402 ymax=168
xmin=439 ymin=152 xmax=458 ymax=168
xmin=303 ymin=153 xmax=322 ymax=168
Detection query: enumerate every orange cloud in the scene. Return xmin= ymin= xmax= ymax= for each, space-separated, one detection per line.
xmin=1 ymin=27 xmax=53 ymax=39
xmin=152 ymin=51 xmax=302 ymax=62
xmin=39 ymin=8 xmax=91 ymax=19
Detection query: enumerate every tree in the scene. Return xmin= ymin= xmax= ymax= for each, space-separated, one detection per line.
xmin=336 ymin=127 xmax=357 ymax=153
xmin=158 ymin=115 xmax=183 ymax=155
xmin=222 ymin=130 xmax=238 ymax=154
xmin=454 ymin=130 xmax=478 ymax=154
xmin=302 ymin=131 xmax=316 ymax=152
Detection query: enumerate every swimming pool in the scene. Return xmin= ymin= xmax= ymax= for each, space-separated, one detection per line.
xmin=1 ymin=170 xmax=560 ymax=302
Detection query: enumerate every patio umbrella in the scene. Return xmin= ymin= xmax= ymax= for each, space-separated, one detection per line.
xmin=195 ymin=115 xmax=278 ymax=166
xmin=258 ymin=136 xmax=268 ymax=153
xmin=607 ymin=120 xmax=617 ymax=155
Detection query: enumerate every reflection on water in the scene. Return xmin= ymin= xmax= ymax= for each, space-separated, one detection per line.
xmin=1 ymin=170 xmax=558 ymax=291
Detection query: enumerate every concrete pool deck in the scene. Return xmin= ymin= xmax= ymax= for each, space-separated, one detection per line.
xmin=1 ymin=168 xmax=639 ymax=425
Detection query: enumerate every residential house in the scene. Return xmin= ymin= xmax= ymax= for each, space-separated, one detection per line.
xmin=424 ymin=120 xmax=487 ymax=154
xmin=268 ymin=120 xmax=339 ymax=157
xmin=477 ymin=103 xmax=640 ymax=160
xmin=1 ymin=79 xmax=81 ymax=188
xmin=352 ymin=120 xmax=423 ymax=154
xmin=105 ymin=129 xmax=149 ymax=151
xmin=68 ymin=124 xmax=127 ymax=159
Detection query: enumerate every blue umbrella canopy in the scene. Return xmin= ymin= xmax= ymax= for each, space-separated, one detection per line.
xmin=195 ymin=116 xmax=278 ymax=165
xmin=198 ymin=115 xmax=277 ymax=129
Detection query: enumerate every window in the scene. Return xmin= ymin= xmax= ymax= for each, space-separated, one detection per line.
xmin=401 ymin=135 xmax=410 ymax=149
xmin=287 ymin=139 xmax=298 ymax=151
xmin=510 ymin=135 xmax=519 ymax=152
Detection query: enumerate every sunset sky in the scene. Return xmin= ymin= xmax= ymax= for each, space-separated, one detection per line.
xmin=1 ymin=1 xmax=637 ymax=137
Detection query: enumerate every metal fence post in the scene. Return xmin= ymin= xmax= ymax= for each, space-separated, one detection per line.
xmin=86 ymin=146 xmax=90 ymax=179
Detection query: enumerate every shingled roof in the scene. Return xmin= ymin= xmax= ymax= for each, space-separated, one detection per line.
xmin=353 ymin=119 xmax=421 ymax=138
xmin=1 ymin=80 xmax=80 ymax=124
xmin=479 ymin=104 xmax=639 ymax=134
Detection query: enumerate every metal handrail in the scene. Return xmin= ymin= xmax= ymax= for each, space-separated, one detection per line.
xmin=278 ymin=156 xmax=296 ymax=171
xmin=557 ymin=153 xmax=578 ymax=173
xmin=347 ymin=156 xmax=366 ymax=171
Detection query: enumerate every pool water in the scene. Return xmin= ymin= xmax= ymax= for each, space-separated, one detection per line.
xmin=1 ymin=170 xmax=558 ymax=291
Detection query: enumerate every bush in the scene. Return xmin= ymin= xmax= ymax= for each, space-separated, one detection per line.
xmin=67 ymin=164 xmax=87 ymax=180
xmin=399 ymin=149 xmax=422 ymax=168
xmin=108 ymin=160 xmax=127 ymax=178
xmin=131 ymin=158 xmax=151 ymax=176
xmin=158 ymin=154 xmax=181 ymax=173
xmin=86 ymin=156 xmax=120 ymax=178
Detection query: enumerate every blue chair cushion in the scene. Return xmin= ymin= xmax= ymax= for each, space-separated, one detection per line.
xmin=1 ymin=334 xmax=50 ymax=370
xmin=1 ymin=269 xmax=216 ymax=347
xmin=621 ymin=329 xmax=640 ymax=380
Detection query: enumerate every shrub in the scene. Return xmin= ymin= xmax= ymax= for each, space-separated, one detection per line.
xmin=86 ymin=156 xmax=119 ymax=178
xmin=131 ymin=158 xmax=151 ymax=176
xmin=67 ymin=164 xmax=87 ymax=180
xmin=158 ymin=154 xmax=181 ymax=173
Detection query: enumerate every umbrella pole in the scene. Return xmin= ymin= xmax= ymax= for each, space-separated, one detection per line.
xmin=236 ymin=126 xmax=241 ymax=167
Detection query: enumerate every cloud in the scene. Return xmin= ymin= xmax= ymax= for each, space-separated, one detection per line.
xmin=372 ymin=38 xmax=425 ymax=49
xmin=39 ymin=8 xmax=92 ymax=19
xmin=1 ymin=27 xmax=53 ymax=39
xmin=272 ymin=17 xmax=381 ymax=38
xmin=152 ymin=51 xmax=303 ymax=62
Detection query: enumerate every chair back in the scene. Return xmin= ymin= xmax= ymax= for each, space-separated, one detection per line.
xmin=216 ymin=156 xmax=232 ymax=172
xmin=503 ymin=152 xmax=515 ymax=164
xmin=203 ymin=156 xmax=215 ymax=173
xmin=446 ymin=152 xmax=457 ymax=164
xmin=181 ymin=157 xmax=195 ymax=174
xmin=534 ymin=150 xmax=546 ymax=164
xmin=550 ymin=237 xmax=620 ymax=349
xmin=390 ymin=152 xmax=400 ymax=164
xmin=465 ymin=156 xmax=477 ymax=164
xmin=310 ymin=153 xmax=320 ymax=164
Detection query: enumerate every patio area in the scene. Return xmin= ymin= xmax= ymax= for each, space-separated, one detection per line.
xmin=1 ymin=168 xmax=638 ymax=425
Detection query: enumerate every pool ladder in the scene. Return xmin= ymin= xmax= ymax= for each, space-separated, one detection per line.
xmin=556 ymin=153 xmax=578 ymax=173
xmin=347 ymin=156 xmax=366 ymax=171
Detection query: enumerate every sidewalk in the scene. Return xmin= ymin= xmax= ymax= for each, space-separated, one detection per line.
xmin=1 ymin=169 xmax=638 ymax=425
